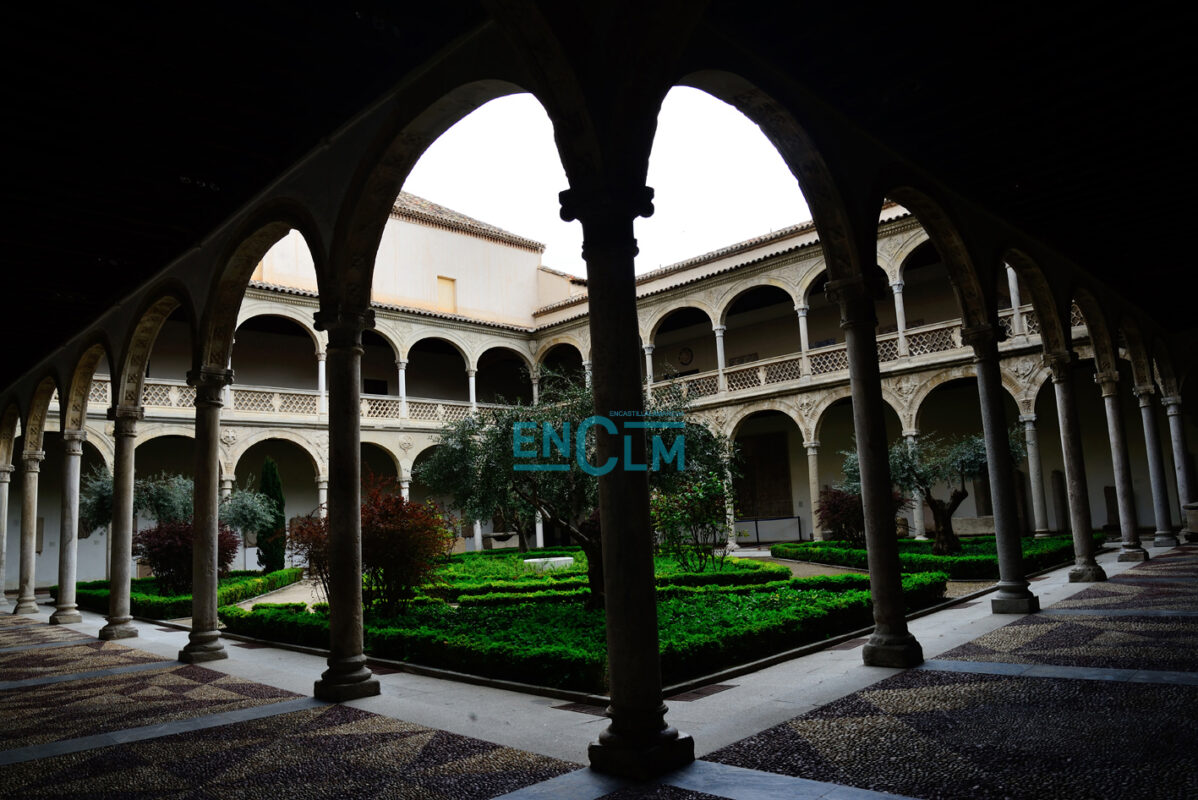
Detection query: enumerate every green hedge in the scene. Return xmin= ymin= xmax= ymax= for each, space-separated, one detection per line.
xmin=218 ymin=572 xmax=947 ymax=693
xmin=770 ymin=535 xmax=1103 ymax=579
xmin=55 ymin=568 xmax=304 ymax=619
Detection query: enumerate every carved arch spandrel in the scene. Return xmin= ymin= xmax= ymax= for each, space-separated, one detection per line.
xmin=23 ymin=376 xmax=60 ymax=454
xmin=0 ymin=403 xmax=22 ymax=468
xmin=63 ymin=343 xmax=111 ymax=432
xmin=116 ymin=295 xmax=185 ymax=410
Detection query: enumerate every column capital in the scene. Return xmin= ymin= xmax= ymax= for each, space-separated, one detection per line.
xmin=395 ymin=359 xmax=407 ymax=370
xmin=890 ymin=280 xmax=905 ymax=294
xmin=1018 ymin=413 xmax=1038 ymax=424
xmin=824 ymin=274 xmax=879 ymax=329
xmin=642 ymin=344 xmax=655 ymax=355
xmin=795 ymin=304 xmax=809 ymax=317
xmin=107 ymin=405 xmax=143 ymax=436
xmin=315 ymin=478 xmax=329 ymax=490
xmin=314 ymin=308 xmax=375 ymax=348
xmin=803 ymin=440 xmax=820 ymax=453
xmin=1133 ymin=382 xmax=1157 ymax=402
xmin=1094 ymin=369 xmax=1120 ymax=397
xmin=316 ymin=350 xmax=327 ymax=362
xmin=959 ymin=323 xmax=1003 ymax=354
xmin=62 ymin=428 xmax=87 ymax=455
xmin=22 ymin=449 xmax=45 ymax=466
xmin=0 ymin=463 xmax=13 ymax=480
xmin=559 ymin=184 xmax=654 ymax=224
xmin=188 ymin=367 xmax=234 ymax=406
xmin=902 ymin=429 xmax=920 ymax=439
xmin=465 ymin=368 xmax=477 ymax=378
xmin=712 ymin=324 xmax=726 ymax=336
xmin=1044 ymin=351 xmax=1075 ymax=383
xmin=1162 ymin=394 xmax=1183 ymax=411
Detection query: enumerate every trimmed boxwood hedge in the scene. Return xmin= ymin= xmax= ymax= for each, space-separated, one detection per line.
xmin=52 ymin=568 xmax=304 ymax=619
xmin=217 ymin=572 xmax=947 ymax=693
xmin=770 ymin=535 xmax=1104 ymax=579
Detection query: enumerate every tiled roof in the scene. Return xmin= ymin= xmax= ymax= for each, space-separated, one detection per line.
xmin=392 ymin=192 xmax=545 ymax=253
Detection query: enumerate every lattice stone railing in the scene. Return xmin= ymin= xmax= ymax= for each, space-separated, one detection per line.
xmin=686 ymin=374 xmax=719 ymax=399
xmin=809 ymin=345 xmax=849 ymax=375
xmin=233 ymin=387 xmax=318 ymax=415
xmin=1070 ymin=302 xmax=1085 ymax=328
xmin=143 ymin=381 xmax=196 ymax=409
xmin=1024 ymin=309 xmax=1040 ymax=334
xmin=725 ymin=364 xmax=763 ymax=391
xmin=906 ymin=324 xmax=960 ymax=357
xmin=876 ymin=336 xmax=900 ymax=362
xmin=89 ymin=379 xmax=111 ymax=404
xmin=652 ymin=383 xmax=684 ymax=405
xmin=360 ymin=394 xmax=401 ymax=419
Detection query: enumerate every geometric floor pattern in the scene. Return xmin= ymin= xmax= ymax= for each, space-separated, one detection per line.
xmin=0 ymin=640 xmax=168 ymax=683
xmin=706 ymin=544 xmax=1198 ymax=800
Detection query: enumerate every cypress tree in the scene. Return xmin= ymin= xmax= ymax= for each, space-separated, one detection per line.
xmin=257 ymin=457 xmax=287 ymax=572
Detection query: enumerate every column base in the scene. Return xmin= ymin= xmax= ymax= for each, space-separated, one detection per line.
xmin=862 ymin=632 xmax=923 ymax=668
xmin=1118 ymin=546 xmax=1150 ymax=562
xmin=179 ymin=631 xmax=227 ymax=663
xmin=588 ymin=729 xmax=695 ymax=781
xmin=314 ymin=656 xmax=380 ymax=702
xmin=1033 ymin=530 xmax=1054 ymax=539
xmin=99 ymin=618 xmax=138 ymax=640
xmin=1153 ymin=533 xmax=1180 ymax=548
xmin=12 ymin=597 xmax=40 ymax=614
xmin=991 ymin=593 xmax=1040 ymax=615
xmin=49 ymin=608 xmax=83 ymax=625
xmin=1068 ymin=563 xmax=1107 ymax=582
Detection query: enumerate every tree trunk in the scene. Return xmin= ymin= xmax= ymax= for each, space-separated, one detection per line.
xmin=926 ymin=488 xmax=968 ymax=555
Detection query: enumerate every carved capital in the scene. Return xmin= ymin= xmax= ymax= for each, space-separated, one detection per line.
xmin=188 ymin=367 xmax=234 ymax=407
xmin=108 ymin=405 xmax=143 ymax=437
xmin=824 ymin=275 xmax=878 ymax=329
xmin=1094 ymin=370 xmax=1120 ymax=397
xmin=902 ymin=429 xmax=920 ymax=439
xmin=395 ymin=359 xmax=408 ymax=370
xmin=960 ymin=323 xmax=1002 ymax=358
xmin=0 ymin=463 xmax=13 ymax=481
xmin=803 ymin=440 xmax=820 ymax=454
xmin=62 ymin=428 xmax=87 ymax=456
xmin=643 ymin=345 xmax=655 ymax=355
xmin=314 ymin=308 xmax=375 ymax=349
xmin=1044 ymin=352 xmax=1075 ymax=383
xmin=1133 ymin=383 xmax=1157 ymax=404
xmin=1162 ymin=394 xmax=1183 ymax=413
xmin=1019 ymin=413 xmax=1038 ymax=425
xmin=559 ymin=184 xmax=654 ymax=224
xmin=22 ymin=450 xmax=45 ymax=471
xmin=795 ymin=304 xmax=809 ymax=317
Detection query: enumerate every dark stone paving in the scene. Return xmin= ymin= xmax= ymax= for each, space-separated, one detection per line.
xmin=0 ymin=639 xmax=166 ymax=682
xmin=0 ymin=623 xmax=91 ymax=650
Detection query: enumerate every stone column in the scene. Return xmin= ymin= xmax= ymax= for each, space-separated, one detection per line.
xmin=100 ymin=406 xmax=141 ymax=639
xmin=396 ymin=359 xmax=408 ymax=417
xmin=891 ymin=281 xmax=909 ymax=357
xmin=583 ymin=360 xmax=593 ymax=388
xmin=312 ymin=309 xmax=379 ymax=701
xmin=317 ymin=351 xmax=327 ymax=415
xmin=472 ymin=520 xmax=483 ymax=551
xmin=713 ymin=325 xmax=727 ymax=391
xmin=561 ymin=183 xmax=693 ymax=778
xmin=50 ymin=431 xmax=87 ymax=624
xmin=1006 ymin=265 xmax=1025 ymax=337
xmin=643 ymin=345 xmax=655 ymax=396
xmin=964 ymin=326 xmax=1038 ymax=613
xmin=1020 ymin=414 xmax=1051 ymax=537
xmin=535 ymin=511 xmax=544 ymax=549
xmin=531 ymin=374 xmax=540 ymax=405
xmin=1096 ymin=372 xmax=1147 ymax=562
xmin=399 ymin=479 xmax=410 ymax=501
xmin=181 ymin=368 xmax=232 ymax=663
xmin=1135 ymin=384 xmax=1177 ymax=547
xmin=804 ymin=442 xmax=822 ymax=541
xmin=904 ymin=432 xmax=929 ymax=541
xmin=316 ymin=478 xmax=328 ymax=517
xmin=826 ymin=274 xmax=923 ymax=666
xmin=1047 ymin=355 xmax=1105 ymax=581
xmin=467 ymin=368 xmax=477 ymax=411
xmin=220 ymin=477 xmax=233 ymax=500
xmin=1162 ymin=395 xmax=1195 ymax=541
xmin=0 ymin=465 xmax=12 ymax=611
xmin=13 ymin=449 xmax=45 ymax=614
xmin=796 ymin=305 xmax=812 ymax=376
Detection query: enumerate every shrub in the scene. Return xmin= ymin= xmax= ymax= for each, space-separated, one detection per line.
xmin=132 ymin=520 xmax=239 ymax=594
xmin=257 ymin=457 xmax=287 ymax=572
xmin=288 ymin=511 xmax=330 ymax=601
xmin=651 ymin=471 xmax=731 ymax=573
xmin=360 ymin=478 xmax=456 ymax=616
xmin=818 ymin=486 xmax=909 ymax=547
xmin=56 ymin=568 xmax=303 ymax=619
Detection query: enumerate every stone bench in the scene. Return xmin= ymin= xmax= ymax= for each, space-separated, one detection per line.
xmin=523 ymin=556 xmax=575 ymax=572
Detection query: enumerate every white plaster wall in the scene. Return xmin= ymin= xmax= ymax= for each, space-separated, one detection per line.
xmin=254 ymin=228 xmax=319 ymax=292
xmin=232 ymin=328 xmax=318 ymax=389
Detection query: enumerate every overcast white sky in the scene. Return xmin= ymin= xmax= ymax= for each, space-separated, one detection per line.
xmin=403 ymin=87 xmax=811 ymax=277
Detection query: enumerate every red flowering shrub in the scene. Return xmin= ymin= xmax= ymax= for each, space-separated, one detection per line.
xmin=132 ymin=520 xmax=239 ymax=595
xmin=361 ymin=477 xmax=455 ymax=616
xmin=818 ymin=487 xmax=909 ymax=547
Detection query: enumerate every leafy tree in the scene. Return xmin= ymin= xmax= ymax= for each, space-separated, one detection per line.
xmin=288 ymin=511 xmax=330 ymax=602
xmin=135 ymin=472 xmax=194 ymax=524
xmin=256 ymin=458 xmax=287 ymax=572
xmin=79 ymin=465 xmax=115 ymax=536
xmin=817 ymin=486 xmax=910 ymax=548
xmin=650 ymin=470 xmax=730 ymax=572
xmin=414 ymin=369 xmax=737 ymax=609
xmin=220 ymin=486 xmax=277 ymax=542
xmin=842 ymin=429 xmax=1025 ymax=555
xmin=132 ymin=520 xmax=239 ymax=595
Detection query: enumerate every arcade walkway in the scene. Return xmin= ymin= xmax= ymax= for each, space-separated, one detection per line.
xmin=1 ymin=545 xmax=1194 ymax=799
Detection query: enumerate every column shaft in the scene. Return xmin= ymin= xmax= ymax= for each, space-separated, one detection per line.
xmin=805 ymin=443 xmax=822 ymax=541
xmin=312 ymin=309 xmax=379 ymax=701
xmin=317 ymin=352 xmax=327 ymax=415
xmin=100 ymin=408 xmax=141 ymax=638
xmin=0 ymin=466 xmax=11 ymax=611
xmin=51 ymin=431 xmax=86 ymax=624
xmin=397 ymin=359 xmax=408 ymax=417
xmin=1049 ymin=358 xmax=1105 ymax=581
xmin=1163 ymin=397 xmax=1195 ymax=539
xmin=1097 ymin=375 xmax=1146 ymax=562
xmin=467 ymin=369 xmax=477 ymax=411
xmin=1006 ymin=265 xmax=1025 ymax=336
xmin=643 ymin=345 xmax=655 ymax=396
xmin=892 ymin=282 xmax=909 ymax=356
xmin=561 ymin=184 xmax=692 ymax=778
xmin=1137 ymin=386 xmax=1177 ymax=547
xmin=967 ymin=328 xmax=1037 ymax=613
xmin=399 ymin=479 xmax=410 ymax=501
xmin=1021 ymin=415 xmax=1051 ymax=537
xmin=316 ymin=478 xmax=328 ymax=516
xmin=534 ymin=511 xmax=544 ymax=549
xmin=181 ymin=369 xmax=232 ymax=662
xmin=713 ymin=326 xmax=726 ymax=392
xmin=797 ymin=306 xmax=811 ymax=376
xmin=13 ymin=450 xmax=44 ymax=614
xmin=829 ymin=275 xmax=922 ymax=666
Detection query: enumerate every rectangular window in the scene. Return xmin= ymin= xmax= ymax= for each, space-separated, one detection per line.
xmin=437 ymin=276 xmax=456 ymax=313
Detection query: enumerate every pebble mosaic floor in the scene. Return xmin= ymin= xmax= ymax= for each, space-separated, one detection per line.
xmin=5 ymin=545 xmax=1198 ymax=799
